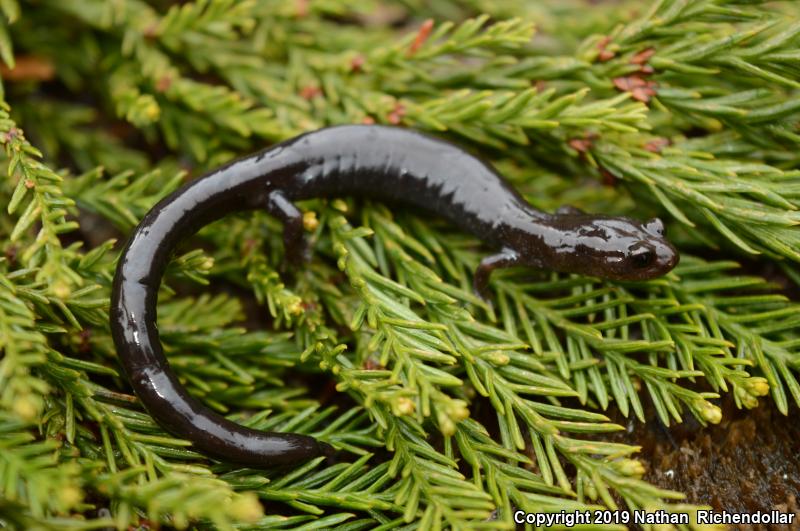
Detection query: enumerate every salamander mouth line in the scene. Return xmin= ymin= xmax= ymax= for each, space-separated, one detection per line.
xmin=110 ymin=125 xmax=679 ymax=467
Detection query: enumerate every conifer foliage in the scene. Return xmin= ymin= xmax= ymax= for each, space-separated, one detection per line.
xmin=1 ymin=0 xmax=799 ymax=529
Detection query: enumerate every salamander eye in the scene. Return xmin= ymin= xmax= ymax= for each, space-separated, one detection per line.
xmin=629 ymin=246 xmax=655 ymax=269
xmin=644 ymin=218 xmax=664 ymax=236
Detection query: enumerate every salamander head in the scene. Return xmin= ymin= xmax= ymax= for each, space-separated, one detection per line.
xmin=541 ymin=216 xmax=679 ymax=281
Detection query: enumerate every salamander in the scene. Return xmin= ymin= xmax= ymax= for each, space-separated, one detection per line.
xmin=110 ymin=125 xmax=678 ymax=467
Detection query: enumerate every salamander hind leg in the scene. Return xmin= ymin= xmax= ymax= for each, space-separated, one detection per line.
xmin=473 ymin=249 xmax=521 ymax=301
xmin=267 ymin=190 xmax=309 ymax=265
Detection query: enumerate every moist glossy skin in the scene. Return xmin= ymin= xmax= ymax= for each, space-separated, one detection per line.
xmin=110 ymin=125 xmax=678 ymax=467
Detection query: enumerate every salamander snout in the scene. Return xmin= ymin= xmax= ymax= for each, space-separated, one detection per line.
xmin=616 ymin=217 xmax=679 ymax=280
xmin=547 ymin=215 xmax=679 ymax=281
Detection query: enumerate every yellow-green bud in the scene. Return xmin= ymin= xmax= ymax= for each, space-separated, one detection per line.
xmin=303 ymin=211 xmax=319 ymax=231
xmin=394 ymin=397 xmax=415 ymax=416
xmin=437 ymin=412 xmax=456 ymax=437
xmin=614 ymin=458 xmax=646 ymax=477
xmin=448 ymin=400 xmax=470 ymax=422
xmin=695 ymin=399 xmax=722 ymax=424
xmin=58 ymin=485 xmax=83 ymax=509
xmin=735 ymin=386 xmax=758 ymax=409
xmin=229 ymin=492 xmax=264 ymax=523
xmin=51 ymin=280 xmax=71 ymax=299
xmin=745 ymin=377 xmax=770 ymax=397
xmin=13 ymin=395 xmax=40 ymax=421
xmin=286 ymin=297 xmax=303 ymax=315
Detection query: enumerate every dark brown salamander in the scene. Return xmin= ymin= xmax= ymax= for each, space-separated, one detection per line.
xmin=110 ymin=125 xmax=678 ymax=467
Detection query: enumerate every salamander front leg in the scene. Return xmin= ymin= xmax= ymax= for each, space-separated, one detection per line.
xmin=473 ymin=248 xmax=521 ymax=300
xmin=267 ymin=190 xmax=308 ymax=265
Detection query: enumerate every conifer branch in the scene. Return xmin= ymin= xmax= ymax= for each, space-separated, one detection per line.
xmin=2 ymin=1 xmax=800 ymax=528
